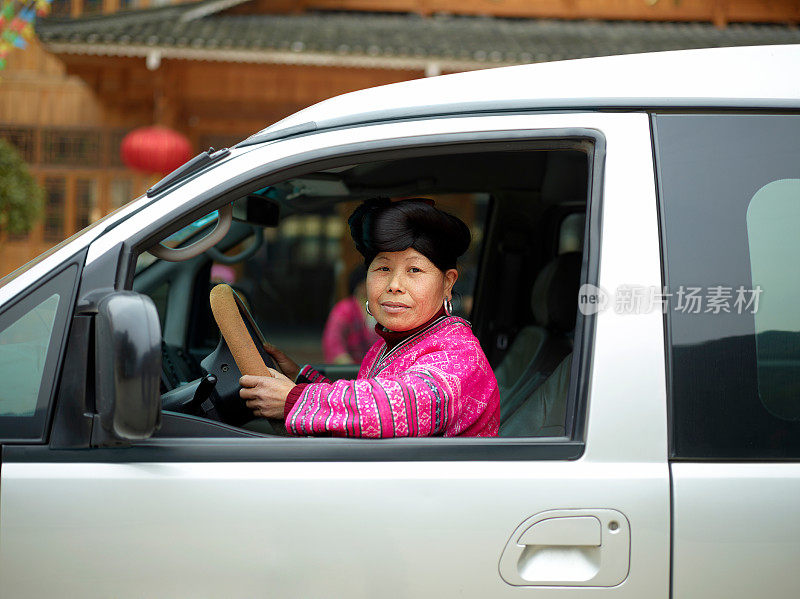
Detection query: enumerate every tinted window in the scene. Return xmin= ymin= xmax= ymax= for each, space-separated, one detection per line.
xmin=0 ymin=265 xmax=79 ymax=441
xmin=655 ymin=113 xmax=800 ymax=459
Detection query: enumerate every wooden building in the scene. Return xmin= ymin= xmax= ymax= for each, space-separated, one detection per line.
xmin=2 ymin=0 xmax=800 ymax=276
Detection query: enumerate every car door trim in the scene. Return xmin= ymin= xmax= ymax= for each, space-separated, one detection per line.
xmin=4 ymin=438 xmax=585 ymax=463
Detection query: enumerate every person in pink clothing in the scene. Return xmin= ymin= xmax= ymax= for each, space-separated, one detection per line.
xmin=240 ymin=198 xmax=500 ymax=437
xmin=321 ymin=264 xmax=379 ymax=364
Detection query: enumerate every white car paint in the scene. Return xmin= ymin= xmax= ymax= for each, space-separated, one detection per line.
xmin=672 ymin=463 xmax=800 ymax=599
xmin=1 ymin=460 xmax=667 ymax=598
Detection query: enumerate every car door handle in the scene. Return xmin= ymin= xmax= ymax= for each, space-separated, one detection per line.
xmin=517 ymin=516 xmax=601 ymax=547
xmin=499 ymin=509 xmax=630 ymax=587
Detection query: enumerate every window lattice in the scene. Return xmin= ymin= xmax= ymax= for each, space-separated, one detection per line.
xmin=82 ymin=0 xmax=103 ymax=15
xmin=108 ymin=129 xmax=130 ymax=168
xmin=0 ymin=126 xmax=36 ymax=163
xmin=110 ymin=179 xmax=134 ymax=209
xmin=75 ymin=178 xmax=98 ymax=231
xmin=48 ymin=0 xmax=71 ymax=17
xmin=43 ymin=177 xmax=66 ymax=243
xmin=42 ymin=129 xmax=102 ymax=167
xmin=0 ymin=125 xmax=140 ymax=168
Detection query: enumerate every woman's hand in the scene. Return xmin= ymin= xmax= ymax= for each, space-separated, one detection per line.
xmin=263 ymin=341 xmax=300 ymax=381
xmin=240 ymin=368 xmax=295 ymax=419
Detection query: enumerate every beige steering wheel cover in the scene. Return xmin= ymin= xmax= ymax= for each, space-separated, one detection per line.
xmin=209 ymin=283 xmax=272 ymax=377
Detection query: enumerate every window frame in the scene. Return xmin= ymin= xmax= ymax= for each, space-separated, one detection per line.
xmin=653 ymin=111 xmax=800 ymax=461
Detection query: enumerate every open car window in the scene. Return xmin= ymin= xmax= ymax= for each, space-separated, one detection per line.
xmin=132 ymin=144 xmax=594 ymax=442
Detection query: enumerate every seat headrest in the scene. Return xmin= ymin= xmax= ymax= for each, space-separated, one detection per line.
xmin=530 ymin=252 xmax=582 ymax=332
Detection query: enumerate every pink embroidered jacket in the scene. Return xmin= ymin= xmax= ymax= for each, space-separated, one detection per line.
xmin=285 ymin=315 xmax=500 ymax=437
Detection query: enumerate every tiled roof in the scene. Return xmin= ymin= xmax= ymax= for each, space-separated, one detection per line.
xmin=38 ymin=0 xmax=800 ymax=70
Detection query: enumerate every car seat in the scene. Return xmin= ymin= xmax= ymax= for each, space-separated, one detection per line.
xmin=499 ymin=353 xmax=572 ymax=437
xmin=494 ymin=251 xmax=581 ymax=425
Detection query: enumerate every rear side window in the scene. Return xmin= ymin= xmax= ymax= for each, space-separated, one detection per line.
xmin=0 ymin=265 xmax=79 ymax=441
xmin=655 ymin=113 xmax=800 ymax=459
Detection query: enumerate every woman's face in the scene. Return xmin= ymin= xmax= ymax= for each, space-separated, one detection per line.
xmin=366 ymin=248 xmax=458 ymax=331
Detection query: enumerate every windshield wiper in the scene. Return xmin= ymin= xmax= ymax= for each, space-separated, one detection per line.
xmin=146 ymin=147 xmax=231 ymax=198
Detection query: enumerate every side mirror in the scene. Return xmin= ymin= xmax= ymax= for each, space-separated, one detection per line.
xmin=94 ymin=291 xmax=162 ymax=443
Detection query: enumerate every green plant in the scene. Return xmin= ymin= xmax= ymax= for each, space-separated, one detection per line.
xmin=0 ymin=138 xmax=43 ymax=237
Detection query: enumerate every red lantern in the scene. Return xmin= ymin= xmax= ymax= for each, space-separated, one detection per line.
xmin=120 ymin=126 xmax=193 ymax=175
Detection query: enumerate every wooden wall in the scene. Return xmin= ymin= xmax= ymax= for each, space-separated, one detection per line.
xmin=0 ymin=40 xmax=103 ymax=127
xmin=59 ymin=55 xmax=420 ymax=142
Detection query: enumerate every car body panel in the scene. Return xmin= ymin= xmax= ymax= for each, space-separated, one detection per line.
xmin=671 ymin=463 xmax=800 ymax=599
xmin=0 ymin=460 xmax=668 ymax=598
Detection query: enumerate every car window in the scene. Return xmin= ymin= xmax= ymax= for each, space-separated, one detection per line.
xmin=0 ymin=294 xmax=59 ymax=416
xmin=655 ymin=113 xmax=800 ymax=459
xmin=558 ymin=212 xmax=585 ymax=254
xmin=0 ymin=265 xmax=79 ymax=441
xmin=134 ymin=144 xmax=597 ymax=445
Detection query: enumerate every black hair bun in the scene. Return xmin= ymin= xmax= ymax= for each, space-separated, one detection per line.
xmin=348 ymin=198 xmax=471 ymax=271
xmin=347 ymin=198 xmax=392 ymax=259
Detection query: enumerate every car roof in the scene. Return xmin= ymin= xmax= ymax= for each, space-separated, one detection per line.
xmin=247 ymin=45 xmax=800 ymax=144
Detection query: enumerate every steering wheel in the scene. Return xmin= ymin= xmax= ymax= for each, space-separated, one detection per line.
xmin=161 ymin=284 xmax=285 ymax=433
xmin=209 ymin=283 xmax=272 ymax=376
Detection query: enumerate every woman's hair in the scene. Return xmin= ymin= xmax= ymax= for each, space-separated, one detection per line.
xmin=348 ymin=198 xmax=471 ymax=271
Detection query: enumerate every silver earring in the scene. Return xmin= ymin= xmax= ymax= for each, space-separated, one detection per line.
xmin=444 ymin=297 xmax=453 ymax=316
xmin=365 ymin=301 xmax=372 ymax=316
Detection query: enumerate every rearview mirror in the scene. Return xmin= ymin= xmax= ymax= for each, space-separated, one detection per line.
xmin=232 ymin=194 xmax=280 ymax=227
xmin=94 ymin=291 xmax=162 ymax=443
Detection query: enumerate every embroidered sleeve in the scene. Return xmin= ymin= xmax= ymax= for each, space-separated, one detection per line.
xmin=284 ymin=384 xmax=307 ymax=418
xmin=285 ymin=348 xmax=470 ymax=438
xmin=295 ymin=364 xmax=332 ymax=385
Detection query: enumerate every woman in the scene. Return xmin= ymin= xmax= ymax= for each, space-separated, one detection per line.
xmin=321 ymin=264 xmax=379 ymax=364
xmin=240 ymin=198 xmax=500 ymax=437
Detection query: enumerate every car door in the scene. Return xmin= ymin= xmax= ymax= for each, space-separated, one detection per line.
xmin=0 ymin=112 xmax=671 ymax=598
